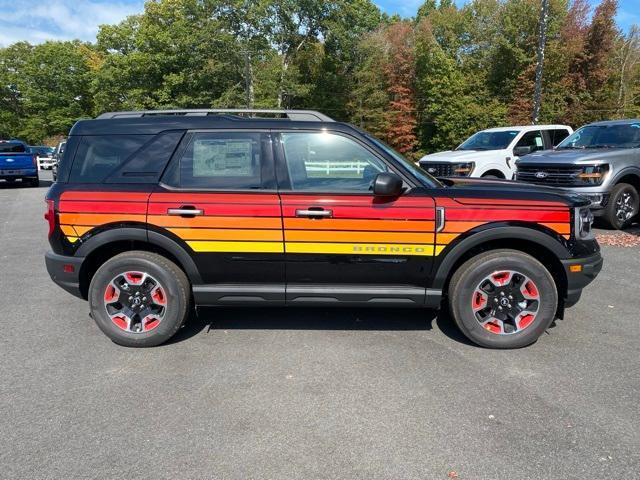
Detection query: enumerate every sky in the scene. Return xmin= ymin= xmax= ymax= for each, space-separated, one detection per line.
xmin=0 ymin=0 xmax=637 ymax=46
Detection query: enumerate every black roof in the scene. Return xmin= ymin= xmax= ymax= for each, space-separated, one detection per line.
xmin=70 ymin=115 xmax=354 ymax=136
xmin=588 ymin=118 xmax=640 ymax=127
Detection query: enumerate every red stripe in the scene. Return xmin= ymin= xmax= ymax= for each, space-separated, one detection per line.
xmin=59 ymin=201 xmax=148 ymax=214
xmin=454 ymin=198 xmax=567 ymax=207
xmin=147 ymin=202 xmax=281 ymax=217
xmin=60 ymin=191 xmax=151 ymax=202
xmin=445 ymin=208 xmax=570 ymax=222
xmin=150 ymin=193 xmax=281 ymax=204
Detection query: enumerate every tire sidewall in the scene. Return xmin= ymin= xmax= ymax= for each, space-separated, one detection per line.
xmin=89 ymin=255 xmax=188 ymax=347
xmin=606 ymin=184 xmax=639 ymax=230
xmin=451 ymin=253 xmax=557 ymax=349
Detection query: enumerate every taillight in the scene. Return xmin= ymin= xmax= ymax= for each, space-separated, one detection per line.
xmin=44 ymin=199 xmax=56 ymax=238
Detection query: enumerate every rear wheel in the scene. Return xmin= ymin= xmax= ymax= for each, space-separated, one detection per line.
xmin=602 ymin=183 xmax=638 ymax=230
xmin=448 ymin=249 xmax=558 ymax=349
xmin=89 ymin=251 xmax=190 ymax=347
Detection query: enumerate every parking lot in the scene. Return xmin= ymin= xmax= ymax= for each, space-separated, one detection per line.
xmin=1 ymin=171 xmax=639 ymax=479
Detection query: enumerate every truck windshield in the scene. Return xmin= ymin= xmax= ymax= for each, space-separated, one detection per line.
xmin=0 ymin=143 xmax=27 ymax=153
xmin=457 ymin=131 xmax=519 ymax=151
xmin=557 ymin=124 xmax=640 ymax=149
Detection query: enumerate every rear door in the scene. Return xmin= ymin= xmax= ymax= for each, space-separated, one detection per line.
xmin=148 ymin=130 xmax=285 ymax=304
xmin=275 ymin=130 xmax=436 ymax=305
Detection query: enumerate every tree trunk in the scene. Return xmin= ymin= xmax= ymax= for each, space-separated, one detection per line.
xmin=532 ymin=0 xmax=549 ymax=124
xmin=278 ymin=55 xmax=289 ymax=109
xmin=244 ymin=49 xmax=254 ymax=108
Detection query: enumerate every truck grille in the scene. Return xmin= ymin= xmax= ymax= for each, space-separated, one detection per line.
xmin=516 ymin=166 xmax=584 ymax=186
xmin=420 ymin=162 xmax=463 ymax=177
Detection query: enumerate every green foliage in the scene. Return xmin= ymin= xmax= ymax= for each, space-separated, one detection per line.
xmin=0 ymin=0 xmax=637 ymax=151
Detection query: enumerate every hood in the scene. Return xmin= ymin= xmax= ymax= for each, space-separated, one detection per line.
xmin=419 ymin=150 xmax=502 ymax=163
xmin=436 ymin=176 xmax=590 ymax=208
xmin=517 ymin=148 xmax=629 ymax=166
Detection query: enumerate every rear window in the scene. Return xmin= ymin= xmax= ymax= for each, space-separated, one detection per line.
xmin=0 ymin=143 xmax=27 ymax=153
xmin=69 ymin=135 xmax=152 ymax=183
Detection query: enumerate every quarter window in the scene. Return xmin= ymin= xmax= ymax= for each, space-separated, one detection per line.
xmin=280 ymin=132 xmax=388 ymax=192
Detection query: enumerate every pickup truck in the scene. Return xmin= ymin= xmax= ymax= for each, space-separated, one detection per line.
xmin=0 ymin=140 xmax=39 ymax=187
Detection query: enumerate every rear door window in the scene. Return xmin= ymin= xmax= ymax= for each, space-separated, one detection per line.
xmin=163 ymin=132 xmax=267 ymax=190
xmin=69 ymin=135 xmax=152 ymax=183
xmin=515 ymin=131 xmax=544 ymax=153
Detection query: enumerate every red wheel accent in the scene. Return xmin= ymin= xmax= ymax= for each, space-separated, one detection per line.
xmin=518 ymin=313 xmax=535 ymax=330
xmin=472 ymin=291 xmax=487 ymax=310
xmin=151 ymin=286 xmax=166 ymax=306
xmin=104 ymin=284 xmax=119 ymax=303
xmin=483 ymin=321 xmax=502 ymax=334
xmin=112 ymin=315 xmax=129 ymax=331
xmin=124 ymin=272 xmax=145 ymax=285
xmin=142 ymin=315 xmax=161 ymax=332
xmin=491 ymin=271 xmax=512 ymax=286
xmin=521 ymin=280 xmax=539 ymax=300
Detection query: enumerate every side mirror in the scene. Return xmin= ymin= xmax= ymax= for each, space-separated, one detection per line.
xmin=514 ymin=146 xmax=532 ymax=157
xmin=373 ymin=172 xmax=403 ymax=197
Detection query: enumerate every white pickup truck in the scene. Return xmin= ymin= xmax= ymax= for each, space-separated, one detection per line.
xmin=418 ymin=125 xmax=573 ymax=179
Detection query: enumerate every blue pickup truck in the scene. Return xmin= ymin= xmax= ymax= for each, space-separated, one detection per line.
xmin=0 ymin=140 xmax=39 ymax=187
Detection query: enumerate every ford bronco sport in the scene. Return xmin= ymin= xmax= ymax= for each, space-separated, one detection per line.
xmin=45 ymin=109 xmax=602 ymax=349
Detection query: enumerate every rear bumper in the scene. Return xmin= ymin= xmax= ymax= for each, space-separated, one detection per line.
xmin=0 ymin=168 xmax=38 ymax=179
xmin=561 ymin=252 xmax=603 ymax=307
xmin=45 ymin=251 xmax=85 ymax=299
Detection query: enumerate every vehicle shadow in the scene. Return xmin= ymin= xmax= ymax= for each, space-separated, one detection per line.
xmin=0 ymin=179 xmax=52 ymax=189
xmin=166 ymin=304 xmax=474 ymax=347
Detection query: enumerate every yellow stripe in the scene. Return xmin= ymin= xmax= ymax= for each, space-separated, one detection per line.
xmin=66 ymin=236 xmax=79 ymax=244
xmin=286 ymin=242 xmax=437 ymax=256
xmin=187 ymin=241 xmax=284 ymax=253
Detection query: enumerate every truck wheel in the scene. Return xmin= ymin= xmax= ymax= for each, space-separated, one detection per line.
xmin=602 ymin=183 xmax=639 ymax=230
xmin=88 ymin=251 xmax=190 ymax=347
xmin=448 ymin=249 xmax=558 ymax=349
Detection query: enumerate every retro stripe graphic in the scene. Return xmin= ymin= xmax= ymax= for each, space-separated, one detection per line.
xmin=58 ymin=192 xmax=572 ymax=255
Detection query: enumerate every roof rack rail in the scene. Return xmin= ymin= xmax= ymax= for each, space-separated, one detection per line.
xmin=96 ymin=109 xmax=334 ymax=122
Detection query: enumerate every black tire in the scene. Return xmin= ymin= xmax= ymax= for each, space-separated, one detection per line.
xmin=27 ymin=177 xmax=39 ymax=187
xmin=481 ymin=174 xmax=500 ymax=179
xmin=448 ymin=249 xmax=558 ymax=349
xmin=602 ymin=183 xmax=639 ymax=230
xmin=89 ymin=251 xmax=190 ymax=347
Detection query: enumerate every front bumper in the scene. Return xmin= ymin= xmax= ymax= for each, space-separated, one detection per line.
xmin=45 ymin=251 xmax=85 ymax=299
xmin=561 ymin=251 xmax=603 ymax=307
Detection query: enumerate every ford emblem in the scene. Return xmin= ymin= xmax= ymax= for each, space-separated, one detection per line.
xmin=427 ymin=167 xmax=437 ymax=174
xmin=6 ymin=158 xmax=14 ymax=163
xmin=535 ymin=171 xmax=547 ymax=179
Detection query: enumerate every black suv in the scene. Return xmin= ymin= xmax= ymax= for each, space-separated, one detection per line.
xmin=45 ymin=109 xmax=602 ymax=349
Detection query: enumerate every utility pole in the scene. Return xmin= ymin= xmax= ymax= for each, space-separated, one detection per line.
xmin=532 ymin=0 xmax=549 ymax=124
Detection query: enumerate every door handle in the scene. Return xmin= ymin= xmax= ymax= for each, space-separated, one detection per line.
xmin=295 ymin=208 xmax=332 ymax=218
xmin=167 ymin=207 xmax=204 ymax=217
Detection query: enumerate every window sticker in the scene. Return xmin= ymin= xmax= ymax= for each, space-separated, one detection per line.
xmin=535 ymin=136 xmax=543 ymax=147
xmin=193 ymin=139 xmax=253 ymax=177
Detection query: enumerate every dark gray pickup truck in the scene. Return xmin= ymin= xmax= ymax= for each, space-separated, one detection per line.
xmin=516 ymin=119 xmax=640 ymax=229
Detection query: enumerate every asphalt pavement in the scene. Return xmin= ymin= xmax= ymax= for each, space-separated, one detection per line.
xmin=1 ymin=171 xmax=639 ymax=479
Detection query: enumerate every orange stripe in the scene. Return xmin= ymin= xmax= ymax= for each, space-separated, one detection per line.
xmin=59 ymin=213 xmax=146 ymax=225
xmin=148 ymin=215 xmax=282 ymax=229
xmin=285 ymin=230 xmax=435 ymax=244
xmin=168 ymin=228 xmax=283 ymax=241
xmin=442 ymin=221 xmax=486 ymax=233
xmin=436 ymin=233 xmax=460 ymax=245
xmin=541 ymin=223 xmax=571 ymax=235
xmin=284 ymin=218 xmax=435 ymax=232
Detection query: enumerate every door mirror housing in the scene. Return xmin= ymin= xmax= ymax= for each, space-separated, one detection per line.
xmin=514 ymin=146 xmax=532 ymax=157
xmin=373 ymin=172 xmax=403 ymax=197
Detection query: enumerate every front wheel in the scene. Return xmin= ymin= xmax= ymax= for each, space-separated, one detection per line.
xmin=89 ymin=251 xmax=190 ymax=347
xmin=602 ymin=183 xmax=639 ymax=230
xmin=448 ymin=249 xmax=558 ymax=349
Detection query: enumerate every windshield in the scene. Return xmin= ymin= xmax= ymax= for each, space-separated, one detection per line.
xmin=457 ymin=130 xmax=519 ymax=151
xmin=558 ymin=123 xmax=640 ymax=149
xmin=0 ymin=142 xmax=26 ymax=153
xmin=365 ymin=135 xmax=441 ymax=188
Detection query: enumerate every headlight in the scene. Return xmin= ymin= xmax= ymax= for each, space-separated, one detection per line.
xmin=453 ymin=162 xmax=474 ymax=176
xmin=575 ymin=207 xmax=594 ymax=240
xmin=577 ymin=164 xmax=609 ymax=185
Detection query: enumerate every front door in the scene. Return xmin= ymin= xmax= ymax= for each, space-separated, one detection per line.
xmin=275 ymin=131 xmax=436 ymax=305
xmin=148 ymin=130 xmax=285 ymax=304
